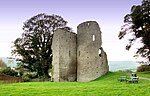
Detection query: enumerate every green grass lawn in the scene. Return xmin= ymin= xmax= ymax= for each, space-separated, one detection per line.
xmin=0 ymin=72 xmax=150 ymax=96
xmin=137 ymin=71 xmax=150 ymax=78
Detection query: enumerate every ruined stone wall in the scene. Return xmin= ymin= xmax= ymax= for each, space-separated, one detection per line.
xmin=52 ymin=21 xmax=109 ymax=82
xmin=77 ymin=21 xmax=109 ymax=82
xmin=52 ymin=29 xmax=77 ymax=82
xmin=101 ymin=48 xmax=109 ymax=74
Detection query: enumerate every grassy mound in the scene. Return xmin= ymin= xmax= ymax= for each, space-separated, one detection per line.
xmin=0 ymin=72 xmax=150 ymax=96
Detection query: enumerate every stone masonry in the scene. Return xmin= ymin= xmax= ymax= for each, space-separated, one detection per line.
xmin=52 ymin=21 xmax=109 ymax=82
xmin=52 ymin=29 xmax=77 ymax=82
xmin=77 ymin=21 xmax=109 ymax=82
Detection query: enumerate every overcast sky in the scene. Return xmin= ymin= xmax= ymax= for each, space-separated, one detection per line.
xmin=0 ymin=0 xmax=142 ymax=61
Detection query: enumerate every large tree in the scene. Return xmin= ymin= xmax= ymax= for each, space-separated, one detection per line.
xmin=12 ymin=13 xmax=71 ymax=80
xmin=118 ymin=0 xmax=150 ymax=61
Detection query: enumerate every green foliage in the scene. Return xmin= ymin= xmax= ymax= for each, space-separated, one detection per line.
xmin=137 ymin=65 xmax=150 ymax=72
xmin=117 ymin=70 xmax=134 ymax=73
xmin=22 ymin=72 xmax=37 ymax=82
xmin=0 ymin=67 xmax=18 ymax=77
xmin=118 ymin=0 xmax=150 ymax=61
xmin=15 ymin=62 xmax=33 ymax=77
xmin=12 ymin=13 xmax=71 ymax=80
xmin=0 ymin=72 xmax=150 ymax=96
xmin=22 ymin=74 xmax=31 ymax=82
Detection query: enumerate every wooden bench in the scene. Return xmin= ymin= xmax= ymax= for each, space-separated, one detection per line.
xmin=126 ymin=73 xmax=139 ymax=83
xmin=127 ymin=76 xmax=139 ymax=83
xmin=118 ymin=76 xmax=127 ymax=82
xmin=118 ymin=73 xmax=139 ymax=83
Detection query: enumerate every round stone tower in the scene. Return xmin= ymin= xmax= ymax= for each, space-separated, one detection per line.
xmin=77 ymin=21 xmax=108 ymax=82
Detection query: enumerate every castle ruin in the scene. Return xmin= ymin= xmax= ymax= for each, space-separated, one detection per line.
xmin=52 ymin=21 xmax=109 ymax=82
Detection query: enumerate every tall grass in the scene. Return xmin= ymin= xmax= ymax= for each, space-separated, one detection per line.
xmin=0 ymin=72 xmax=150 ymax=96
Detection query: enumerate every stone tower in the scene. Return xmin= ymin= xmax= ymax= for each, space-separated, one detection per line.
xmin=77 ymin=21 xmax=108 ymax=82
xmin=51 ymin=29 xmax=77 ymax=82
xmin=52 ymin=21 xmax=109 ymax=82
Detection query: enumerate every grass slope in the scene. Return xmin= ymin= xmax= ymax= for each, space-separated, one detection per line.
xmin=137 ymin=71 xmax=150 ymax=78
xmin=0 ymin=72 xmax=150 ymax=96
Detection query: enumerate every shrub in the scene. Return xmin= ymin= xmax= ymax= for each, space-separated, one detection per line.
xmin=0 ymin=67 xmax=18 ymax=76
xmin=22 ymin=74 xmax=31 ymax=82
xmin=22 ymin=72 xmax=37 ymax=82
xmin=137 ymin=65 xmax=150 ymax=72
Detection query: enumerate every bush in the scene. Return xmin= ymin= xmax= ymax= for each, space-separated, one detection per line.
xmin=137 ymin=65 xmax=150 ymax=72
xmin=22 ymin=74 xmax=31 ymax=82
xmin=0 ymin=67 xmax=18 ymax=76
xmin=22 ymin=72 xmax=37 ymax=82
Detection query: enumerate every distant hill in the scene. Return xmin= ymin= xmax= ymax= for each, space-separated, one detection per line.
xmin=109 ymin=61 xmax=140 ymax=72
xmin=0 ymin=57 xmax=17 ymax=68
xmin=0 ymin=57 xmax=140 ymax=72
xmin=0 ymin=59 xmax=7 ymax=68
